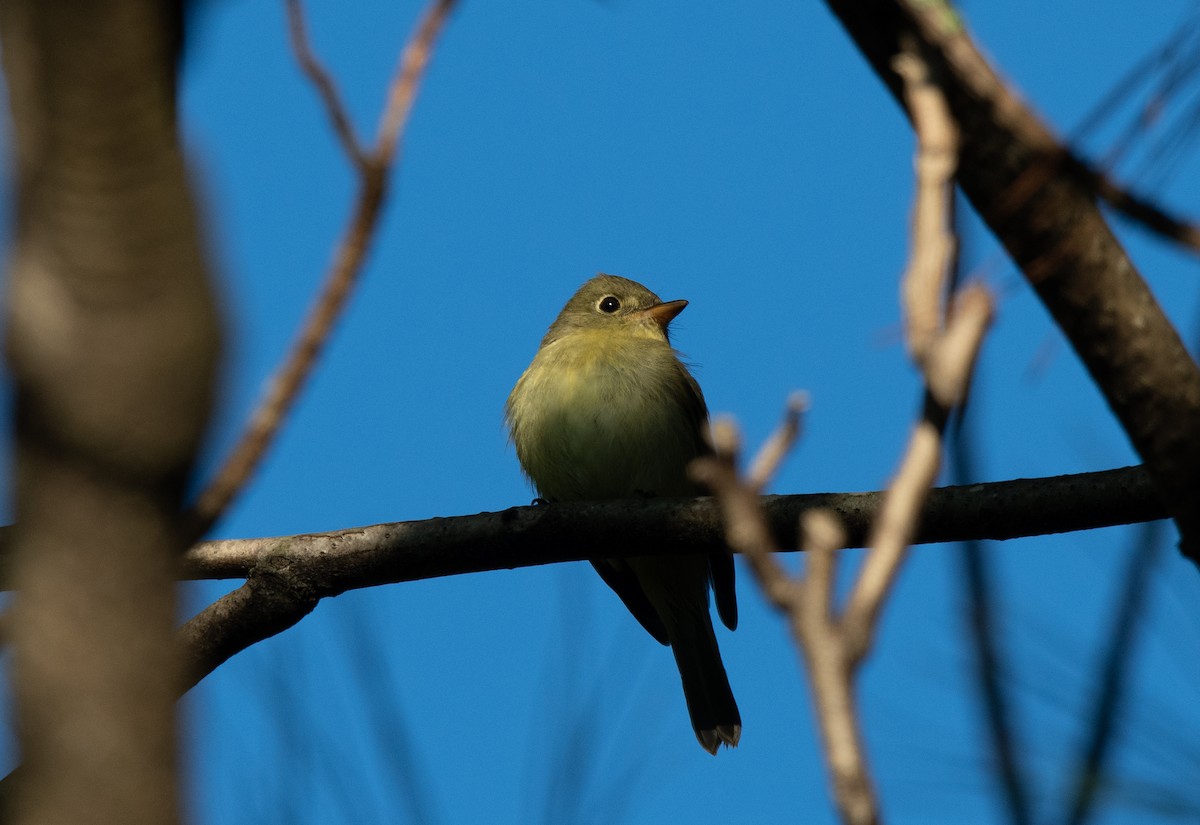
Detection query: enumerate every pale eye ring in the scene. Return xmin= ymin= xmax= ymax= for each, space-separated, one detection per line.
xmin=598 ymin=296 xmax=621 ymax=313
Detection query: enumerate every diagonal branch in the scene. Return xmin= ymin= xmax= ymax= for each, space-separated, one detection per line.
xmin=187 ymin=0 xmax=458 ymax=538
xmin=1075 ymin=157 xmax=1200 ymax=252
xmin=824 ymin=0 xmax=1200 ymax=563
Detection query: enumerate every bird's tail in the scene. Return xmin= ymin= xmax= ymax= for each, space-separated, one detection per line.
xmin=668 ymin=611 xmax=741 ymax=755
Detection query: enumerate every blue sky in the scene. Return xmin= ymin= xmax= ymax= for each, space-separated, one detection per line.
xmin=168 ymin=1 xmax=1200 ymax=823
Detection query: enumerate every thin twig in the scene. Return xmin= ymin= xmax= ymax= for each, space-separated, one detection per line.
xmin=841 ymin=46 xmax=989 ymax=666
xmin=374 ymin=0 xmax=456 ymax=165
xmin=1065 ymin=522 xmax=1164 ymax=825
xmin=284 ymin=0 xmax=368 ymax=169
xmin=842 ymin=419 xmax=939 ymax=666
xmin=1080 ymin=157 xmax=1200 ymax=253
xmin=949 ymin=195 xmax=1033 ymax=824
xmin=188 ymin=0 xmax=458 ymax=538
xmin=694 ymin=419 xmax=797 ymax=607
xmin=746 ymin=391 xmax=809 ymax=492
xmin=927 ymin=285 xmax=992 ymax=407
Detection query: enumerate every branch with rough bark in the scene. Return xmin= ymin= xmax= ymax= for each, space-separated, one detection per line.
xmin=823 ymin=0 xmax=1200 ymax=562
xmin=175 ymin=464 xmax=1164 ymax=691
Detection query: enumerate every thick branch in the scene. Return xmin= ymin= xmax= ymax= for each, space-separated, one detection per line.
xmin=175 ymin=466 xmax=1161 ymax=689
xmin=182 ymin=466 xmax=1162 ymax=583
xmin=824 ymin=0 xmax=1200 ymax=561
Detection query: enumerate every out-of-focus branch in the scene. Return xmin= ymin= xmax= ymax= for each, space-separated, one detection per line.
xmin=898 ymin=45 xmax=958 ymax=368
xmin=842 ymin=46 xmax=987 ymax=666
xmin=746 ymin=392 xmax=809 ymax=491
xmin=1073 ymin=157 xmax=1200 ymax=253
xmin=1063 ymin=13 xmax=1200 ymax=255
xmin=953 ymin=433 xmax=1034 ymax=824
xmin=694 ymin=409 xmax=883 ymax=825
xmin=0 ymin=2 xmax=221 ymax=823
xmin=284 ymin=0 xmax=367 ymax=169
xmin=824 ymin=0 xmax=1200 ymax=563
xmin=695 ymin=409 xmax=805 ymax=611
xmin=187 ymin=0 xmax=458 ymax=538
xmin=949 ymin=185 xmax=1033 ymax=822
xmin=844 ymin=290 xmax=991 ymax=665
xmin=1065 ymin=522 xmax=1163 ymax=825
xmin=693 ymin=47 xmax=989 ymax=825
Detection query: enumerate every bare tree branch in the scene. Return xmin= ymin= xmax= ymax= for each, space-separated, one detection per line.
xmin=1076 ymin=157 xmax=1200 ymax=252
xmin=284 ymin=0 xmax=368 ymax=169
xmin=824 ymin=0 xmax=1200 ymax=562
xmin=0 ymin=2 xmax=221 ymax=823
xmin=746 ymin=392 xmax=808 ymax=492
xmin=180 ymin=559 xmax=321 ymax=692
xmin=1062 ymin=14 xmax=1200 ymax=255
xmin=173 ymin=465 xmax=1165 ymax=690
xmin=694 ymin=409 xmax=884 ymax=825
xmin=695 ymin=402 xmax=884 ymax=825
xmin=897 ymin=45 xmax=958 ymax=367
xmin=692 ymin=48 xmax=989 ymax=824
xmin=794 ymin=511 xmax=879 ymax=825
xmin=179 ymin=466 xmax=1164 ymax=581
xmin=0 ymin=465 xmax=1161 ymax=590
xmin=187 ymin=0 xmax=459 ymax=538
xmin=692 ymin=416 xmax=801 ymax=610
xmin=844 ymin=289 xmax=991 ymax=662
xmin=842 ymin=47 xmax=988 ymax=667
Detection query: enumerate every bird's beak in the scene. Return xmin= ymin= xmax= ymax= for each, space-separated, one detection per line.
xmin=639 ymin=299 xmax=688 ymax=329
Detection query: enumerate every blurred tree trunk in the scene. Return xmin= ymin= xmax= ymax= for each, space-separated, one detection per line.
xmin=0 ymin=3 xmax=221 ymax=824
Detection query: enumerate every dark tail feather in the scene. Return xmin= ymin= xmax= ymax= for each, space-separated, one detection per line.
xmin=668 ymin=612 xmax=740 ymax=755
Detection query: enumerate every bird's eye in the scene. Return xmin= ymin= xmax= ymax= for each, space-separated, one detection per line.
xmin=598 ymin=296 xmax=621 ymax=313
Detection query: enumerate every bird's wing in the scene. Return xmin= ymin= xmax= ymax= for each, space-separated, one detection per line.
xmin=590 ymin=559 xmax=670 ymax=645
xmin=679 ymin=366 xmax=711 ymax=457
xmin=677 ymin=359 xmax=738 ymax=632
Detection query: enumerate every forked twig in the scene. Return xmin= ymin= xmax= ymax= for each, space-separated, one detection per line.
xmin=693 ymin=45 xmax=990 ymax=825
xmin=692 ymin=410 xmax=883 ymax=825
xmin=188 ymin=0 xmax=458 ymax=538
xmin=284 ymin=0 xmax=367 ymax=169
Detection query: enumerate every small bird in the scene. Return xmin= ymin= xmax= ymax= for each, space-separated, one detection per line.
xmin=506 ymin=273 xmax=740 ymax=754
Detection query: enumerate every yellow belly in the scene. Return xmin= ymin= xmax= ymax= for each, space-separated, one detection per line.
xmin=508 ymin=333 xmax=702 ymax=501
